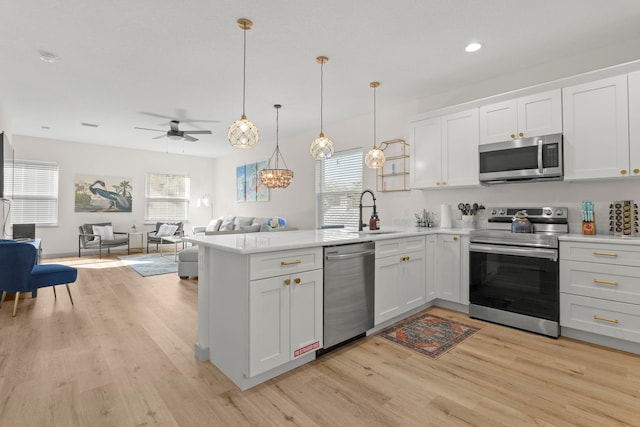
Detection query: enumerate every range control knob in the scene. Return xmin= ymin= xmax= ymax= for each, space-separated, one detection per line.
xmin=498 ymin=209 xmax=506 ymax=216
xmin=555 ymin=209 xmax=564 ymax=216
xmin=544 ymin=208 xmax=553 ymax=216
xmin=490 ymin=209 xmax=497 ymax=216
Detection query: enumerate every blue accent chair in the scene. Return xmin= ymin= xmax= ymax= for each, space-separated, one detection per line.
xmin=0 ymin=241 xmax=78 ymax=317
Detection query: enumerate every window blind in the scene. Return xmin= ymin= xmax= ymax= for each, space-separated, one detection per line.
xmin=315 ymin=150 xmax=363 ymax=228
xmin=8 ymin=160 xmax=59 ymax=225
xmin=145 ymin=172 xmax=190 ymax=221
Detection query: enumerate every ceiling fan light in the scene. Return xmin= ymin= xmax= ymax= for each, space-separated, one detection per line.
xmin=228 ymin=115 xmax=259 ymax=149
xmin=365 ymin=146 xmax=386 ymax=169
xmin=310 ymin=133 xmax=334 ymax=160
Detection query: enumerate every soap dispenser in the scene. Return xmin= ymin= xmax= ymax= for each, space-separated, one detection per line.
xmin=369 ymin=213 xmax=377 ymax=230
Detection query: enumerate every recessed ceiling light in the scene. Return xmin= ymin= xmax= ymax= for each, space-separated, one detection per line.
xmin=38 ymin=49 xmax=59 ymax=63
xmin=465 ymin=42 xmax=482 ymax=53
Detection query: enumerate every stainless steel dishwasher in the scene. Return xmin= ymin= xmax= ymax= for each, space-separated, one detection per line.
xmin=323 ymin=242 xmax=375 ymax=349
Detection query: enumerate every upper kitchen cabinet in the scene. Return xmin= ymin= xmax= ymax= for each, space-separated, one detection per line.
xmin=563 ymin=75 xmax=631 ymax=180
xmin=410 ymin=108 xmax=479 ymax=189
xmin=628 ymin=70 xmax=640 ymax=176
xmin=479 ymin=89 xmax=562 ymax=144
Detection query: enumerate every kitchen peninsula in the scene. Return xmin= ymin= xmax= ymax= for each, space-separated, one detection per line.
xmin=185 ymin=227 xmax=469 ymax=390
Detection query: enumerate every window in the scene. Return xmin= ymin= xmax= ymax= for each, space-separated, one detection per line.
xmin=9 ymin=160 xmax=59 ymax=225
xmin=145 ymin=172 xmax=190 ymax=221
xmin=315 ymin=150 xmax=363 ymax=228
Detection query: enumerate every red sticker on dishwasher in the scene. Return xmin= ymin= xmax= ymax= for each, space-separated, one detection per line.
xmin=294 ymin=341 xmax=320 ymax=357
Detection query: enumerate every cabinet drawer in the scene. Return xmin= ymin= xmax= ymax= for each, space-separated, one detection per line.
xmin=250 ymin=248 xmax=322 ymax=280
xmin=560 ymin=293 xmax=640 ymax=343
xmin=375 ymin=236 xmax=425 ymax=258
xmin=561 ymin=260 xmax=640 ymax=304
xmin=560 ymin=241 xmax=640 ymax=267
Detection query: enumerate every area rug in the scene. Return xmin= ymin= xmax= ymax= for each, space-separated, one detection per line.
xmin=117 ymin=254 xmax=178 ymax=277
xmin=377 ymin=313 xmax=480 ymax=359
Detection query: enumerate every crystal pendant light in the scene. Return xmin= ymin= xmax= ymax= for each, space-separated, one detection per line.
xmin=260 ymin=105 xmax=294 ymax=188
xmin=365 ymin=81 xmax=386 ymax=169
xmin=310 ymin=56 xmax=334 ymax=160
xmin=228 ymin=18 xmax=259 ymax=149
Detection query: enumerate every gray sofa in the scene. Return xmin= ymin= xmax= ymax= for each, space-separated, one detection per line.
xmin=178 ymin=216 xmax=296 ymax=279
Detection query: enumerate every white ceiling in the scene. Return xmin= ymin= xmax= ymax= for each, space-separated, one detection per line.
xmin=2 ymin=0 xmax=640 ymax=158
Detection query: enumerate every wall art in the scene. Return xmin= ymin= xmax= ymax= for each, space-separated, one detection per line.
xmin=75 ymin=175 xmax=133 ymax=212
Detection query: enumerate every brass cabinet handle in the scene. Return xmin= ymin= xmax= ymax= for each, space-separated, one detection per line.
xmin=594 ymin=315 xmax=618 ymax=324
xmin=621 ymin=169 xmax=627 ymax=175
xmin=634 ymin=168 xmax=640 ymax=174
xmin=284 ymin=279 xmax=291 ymax=285
xmin=294 ymin=278 xmax=301 ymax=284
xmin=519 ymin=132 xmax=524 ymax=137
xmin=453 ymin=236 xmax=458 ymax=241
xmin=281 ymin=260 xmax=302 ymax=266
xmin=441 ymin=181 xmax=447 ymax=185
xmin=511 ymin=134 xmax=516 ymax=139
xmin=593 ymin=251 xmax=618 ymax=257
xmin=400 ymin=256 xmax=407 ymax=262
xmin=435 ymin=181 xmax=441 ymax=186
xmin=593 ymin=279 xmax=618 ymax=286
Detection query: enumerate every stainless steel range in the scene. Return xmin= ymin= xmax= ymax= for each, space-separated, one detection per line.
xmin=469 ymin=207 xmax=568 ymax=337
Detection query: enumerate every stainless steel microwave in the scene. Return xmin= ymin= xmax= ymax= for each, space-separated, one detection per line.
xmin=478 ymin=133 xmax=563 ymax=184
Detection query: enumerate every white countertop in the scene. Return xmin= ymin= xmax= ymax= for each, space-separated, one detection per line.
xmin=184 ymin=227 xmax=471 ymax=254
xmin=559 ymin=233 xmax=640 ymax=245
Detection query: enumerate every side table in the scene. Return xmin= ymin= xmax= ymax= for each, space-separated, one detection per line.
xmin=128 ymin=231 xmax=144 ymax=253
xmin=160 ymin=236 xmax=184 ymax=262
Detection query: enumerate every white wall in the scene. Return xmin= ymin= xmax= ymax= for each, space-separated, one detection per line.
xmin=13 ymin=135 xmax=216 ymax=256
xmin=213 ymin=44 xmax=640 ymax=234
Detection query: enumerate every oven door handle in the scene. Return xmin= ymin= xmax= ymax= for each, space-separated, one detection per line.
xmin=469 ymin=243 xmax=558 ymax=261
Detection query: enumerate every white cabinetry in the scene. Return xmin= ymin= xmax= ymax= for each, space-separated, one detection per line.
xmin=436 ymin=234 xmax=461 ymax=303
xmin=562 ymin=75 xmax=631 ymax=180
xmin=249 ymin=248 xmax=323 ymax=377
xmin=479 ymin=89 xmax=562 ymax=144
xmin=410 ymin=108 xmax=479 ymax=189
xmin=560 ymin=241 xmax=640 ymax=344
xmin=374 ymin=236 xmax=426 ymax=325
xmin=627 ymin=70 xmax=640 ymax=176
xmin=425 ymin=234 xmax=437 ymax=301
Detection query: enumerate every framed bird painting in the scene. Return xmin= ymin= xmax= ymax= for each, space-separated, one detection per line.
xmin=75 ymin=174 xmax=133 ymax=212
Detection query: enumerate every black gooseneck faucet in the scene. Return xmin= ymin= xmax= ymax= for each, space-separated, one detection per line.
xmin=359 ymin=189 xmax=377 ymax=231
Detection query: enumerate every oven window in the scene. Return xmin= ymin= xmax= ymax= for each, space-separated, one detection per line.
xmin=469 ymin=250 xmax=559 ymax=321
xmin=480 ymin=146 xmax=538 ymax=173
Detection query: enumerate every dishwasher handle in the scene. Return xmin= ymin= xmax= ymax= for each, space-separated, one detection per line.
xmin=325 ymin=249 xmax=376 ymax=261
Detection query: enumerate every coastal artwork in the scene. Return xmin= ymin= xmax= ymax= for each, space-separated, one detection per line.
xmin=75 ymin=175 xmax=133 ymax=212
xmin=236 ymin=161 xmax=269 ymax=203
xmin=236 ymin=166 xmax=246 ymax=202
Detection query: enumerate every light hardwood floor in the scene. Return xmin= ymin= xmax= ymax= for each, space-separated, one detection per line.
xmin=1 ymin=255 xmax=639 ymax=427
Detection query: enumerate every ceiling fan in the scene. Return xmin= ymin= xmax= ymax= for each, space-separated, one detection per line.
xmin=135 ymin=120 xmax=212 ymax=142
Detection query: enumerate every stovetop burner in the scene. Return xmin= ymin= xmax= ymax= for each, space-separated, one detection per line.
xmin=470 ymin=206 xmax=569 ymax=249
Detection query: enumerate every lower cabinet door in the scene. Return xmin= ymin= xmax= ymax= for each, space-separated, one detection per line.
xmin=400 ymin=250 xmax=426 ymax=312
xmin=249 ymin=275 xmax=290 ymax=377
xmin=375 ymin=256 xmax=402 ymax=325
xmin=290 ymin=269 xmax=323 ymax=359
xmin=436 ymin=235 xmax=461 ymax=302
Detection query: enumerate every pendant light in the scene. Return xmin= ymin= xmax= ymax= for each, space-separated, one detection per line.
xmin=228 ymin=18 xmax=259 ymax=149
xmin=364 ymin=81 xmax=386 ymax=169
xmin=310 ymin=56 xmax=334 ymax=160
xmin=260 ymin=104 xmax=294 ymax=188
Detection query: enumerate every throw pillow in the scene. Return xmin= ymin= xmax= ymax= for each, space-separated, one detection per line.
xmin=219 ymin=218 xmax=235 ymax=231
xmin=233 ymin=216 xmax=254 ymax=228
xmin=206 ymin=219 xmax=222 ymax=232
xmin=92 ymin=225 xmax=114 ymax=241
xmin=239 ymin=224 xmax=261 ymax=233
xmin=156 ymin=223 xmax=179 ymax=237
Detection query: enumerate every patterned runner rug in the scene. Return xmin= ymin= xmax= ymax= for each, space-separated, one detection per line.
xmin=377 ymin=312 xmax=480 ymax=359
